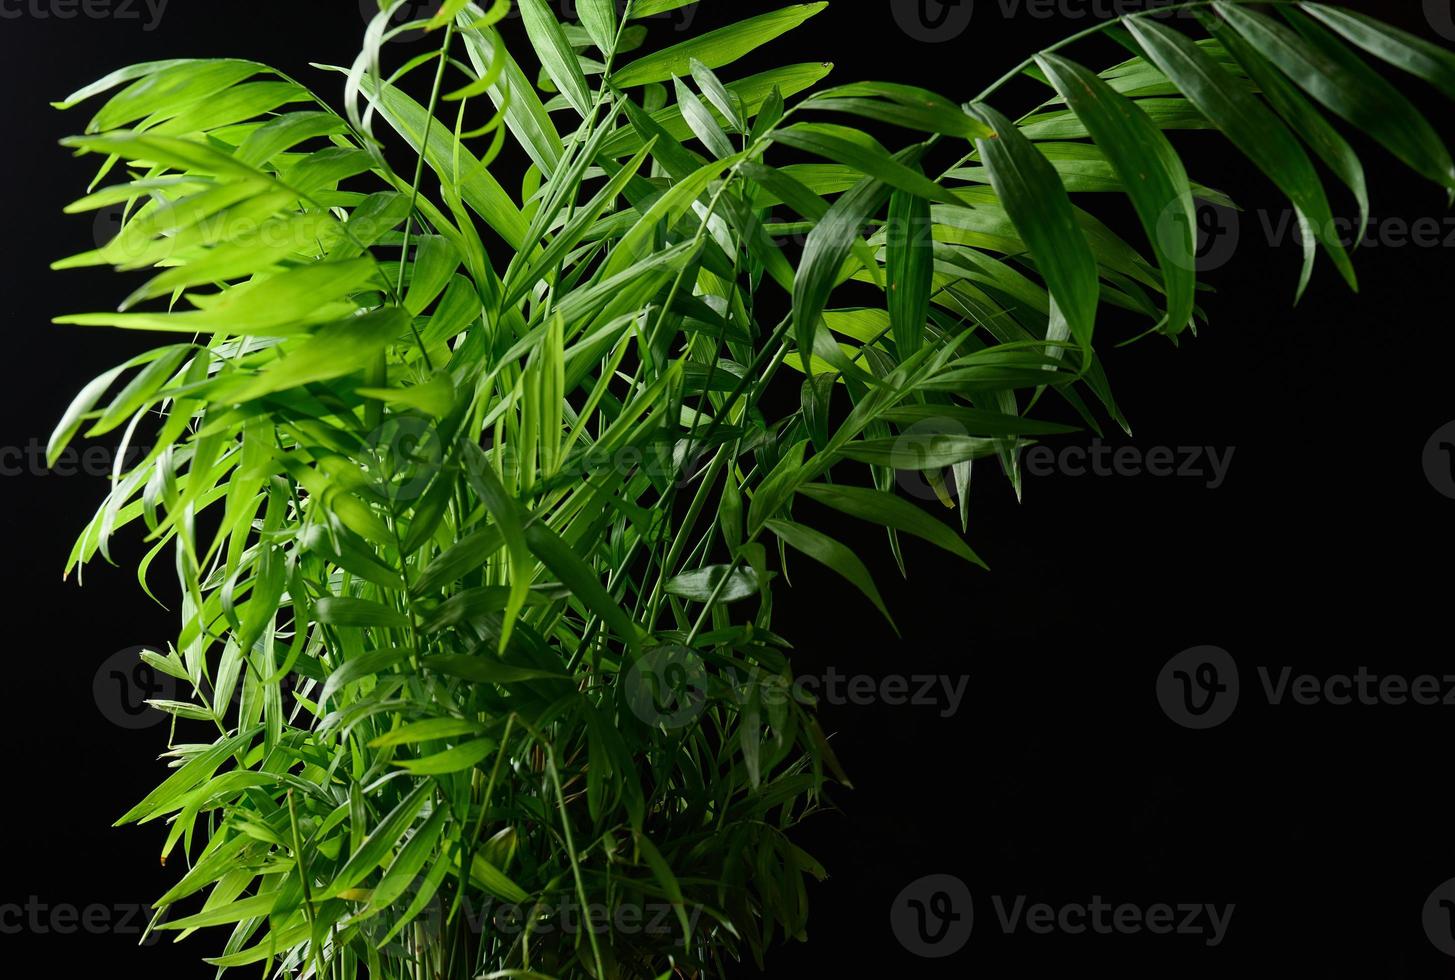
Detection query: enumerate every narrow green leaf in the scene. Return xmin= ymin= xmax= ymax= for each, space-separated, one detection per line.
xmin=461 ymin=441 xmax=533 ymax=651
xmin=886 ymin=187 xmax=933 ymax=359
xmin=839 ymin=435 xmax=1000 ymax=470
xmin=1203 ymin=12 xmax=1369 ymax=240
xmin=156 ymin=892 xmax=280 ymax=931
xmin=53 ymin=59 xmax=198 ymax=110
xmin=674 ymin=77 xmax=736 ymax=159
xmin=634 ymin=833 xmax=692 ymax=940
xmin=805 ymin=81 xmax=993 ymax=139
xmin=321 ymin=782 xmax=432 ymax=898
xmin=369 ymin=718 xmax=486 ymax=748
xmin=115 ymin=727 xmax=260 ymax=825
xmin=424 ymin=653 xmax=567 ymax=684
xmin=315 ymin=597 xmax=411 ymax=630
xmin=366 ymin=805 xmax=448 ymax=911
xmin=1298 ymin=4 xmax=1455 ymax=102
xmin=664 ymin=565 xmax=763 ymax=603
xmin=613 ymin=4 xmax=829 ymax=88
xmin=799 ymin=483 xmax=986 ymax=568
xmin=58 ymin=258 xmax=380 ymax=336
xmin=1035 ymin=53 xmax=1197 ymax=335
xmin=321 ymin=647 xmax=413 ymax=704
xmin=765 ymin=519 xmax=894 ymax=628
xmin=519 ymin=0 xmax=593 ymax=117
xmin=690 ymin=58 xmax=744 ymax=132
xmin=395 ymin=738 xmax=499 ymax=775
xmin=217 ymin=308 xmax=410 ymax=404
xmin=579 ymin=0 xmax=620 ymax=56
xmin=1214 ymin=2 xmax=1455 ymax=189
xmin=523 ymin=520 xmax=642 ymax=648
xmin=773 ymin=125 xmax=962 ymax=205
xmin=968 ymin=101 xmax=1100 ymax=348
xmin=468 ymin=850 xmax=531 ymax=904
xmin=1125 ymin=17 xmax=1355 ymax=293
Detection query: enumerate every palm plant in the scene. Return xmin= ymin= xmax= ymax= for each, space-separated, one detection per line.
xmin=50 ymin=1 xmax=1453 ymax=976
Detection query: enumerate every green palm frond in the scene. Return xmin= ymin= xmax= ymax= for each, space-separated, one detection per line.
xmin=50 ymin=2 xmax=1454 ymax=977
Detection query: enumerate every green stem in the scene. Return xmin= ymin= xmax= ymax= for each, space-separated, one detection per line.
xmin=395 ymin=22 xmax=458 ymax=372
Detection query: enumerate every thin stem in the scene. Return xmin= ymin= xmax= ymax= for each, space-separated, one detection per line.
xmin=972 ymin=0 xmax=1302 ymax=106
xmin=394 ymin=22 xmax=458 ymax=372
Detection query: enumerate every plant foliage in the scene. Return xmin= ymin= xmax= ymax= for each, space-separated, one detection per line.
xmin=51 ymin=1 xmax=1454 ymax=976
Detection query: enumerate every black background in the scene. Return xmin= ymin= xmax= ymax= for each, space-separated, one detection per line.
xmin=2 ymin=1 xmax=1453 ymax=976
